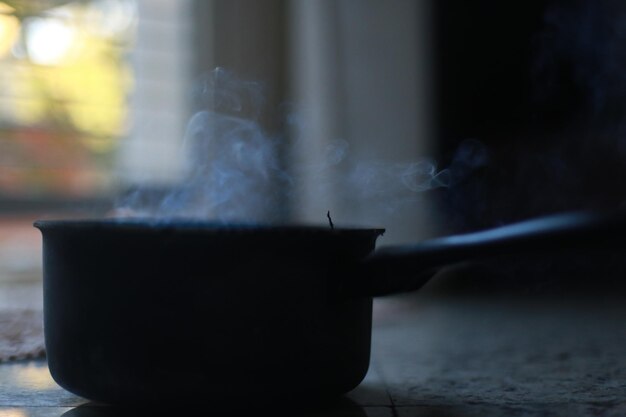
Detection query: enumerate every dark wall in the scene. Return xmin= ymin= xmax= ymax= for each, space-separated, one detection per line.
xmin=433 ymin=1 xmax=547 ymax=144
xmin=431 ymin=0 xmax=626 ymax=233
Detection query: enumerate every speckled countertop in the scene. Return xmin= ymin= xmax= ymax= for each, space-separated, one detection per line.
xmin=1 ymin=271 xmax=626 ymax=416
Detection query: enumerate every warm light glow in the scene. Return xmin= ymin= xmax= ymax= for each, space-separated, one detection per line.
xmin=0 ymin=2 xmax=13 ymax=13
xmin=0 ymin=409 xmax=28 ymax=417
xmin=0 ymin=0 xmax=136 ymax=196
xmin=11 ymin=3 xmax=133 ymax=144
xmin=24 ymin=16 xmax=76 ymax=66
xmin=9 ymin=362 xmax=58 ymax=390
xmin=0 ymin=3 xmax=19 ymax=58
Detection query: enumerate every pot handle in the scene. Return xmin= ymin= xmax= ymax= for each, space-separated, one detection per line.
xmin=347 ymin=209 xmax=626 ymax=297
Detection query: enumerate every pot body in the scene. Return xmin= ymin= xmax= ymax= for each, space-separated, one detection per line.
xmin=37 ymin=220 xmax=382 ymax=405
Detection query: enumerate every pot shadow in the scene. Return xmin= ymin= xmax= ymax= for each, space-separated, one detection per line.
xmin=60 ymin=396 xmax=369 ymax=417
xmin=384 ymin=390 xmax=536 ymax=417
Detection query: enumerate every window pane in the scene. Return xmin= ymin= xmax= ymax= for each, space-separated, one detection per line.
xmin=0 ymin=0 xmax=136 ymax=199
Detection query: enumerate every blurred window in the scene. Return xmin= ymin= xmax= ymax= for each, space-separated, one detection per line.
xmin=0 ymin=0 xmax=192 ymax=285
xmin=0 ymin=0 xmax=136 ymax=200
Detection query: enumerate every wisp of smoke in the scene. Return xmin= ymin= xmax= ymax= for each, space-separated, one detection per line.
xmin=115 ymin=68 xmax=473 ymax=225
xmin=115 ymin=68 xmax=288 ymax=223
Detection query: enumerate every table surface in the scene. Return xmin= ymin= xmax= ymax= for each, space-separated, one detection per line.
xmin=1 ymin=273 xmax=626 ymax=416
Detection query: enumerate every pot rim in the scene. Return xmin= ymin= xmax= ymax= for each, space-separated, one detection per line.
xmin=33 ymin=218 xmax=386 ymax=236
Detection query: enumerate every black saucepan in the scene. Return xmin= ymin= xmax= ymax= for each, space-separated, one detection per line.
xmin=34 ymin=210 xmax=626 ymax=405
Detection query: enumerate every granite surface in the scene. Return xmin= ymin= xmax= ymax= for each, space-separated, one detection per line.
xmin=0 ymin=277 xmax=625 ymax=416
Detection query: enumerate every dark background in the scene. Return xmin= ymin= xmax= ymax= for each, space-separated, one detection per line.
xmin=423 ymin=0 xmax=626 ymax=295
xmin=431 ymin=0 xmax=626 ymax=233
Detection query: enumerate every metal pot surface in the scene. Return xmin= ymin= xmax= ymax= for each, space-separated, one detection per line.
xmin=34 ymin=210 xmax=626 ymax=405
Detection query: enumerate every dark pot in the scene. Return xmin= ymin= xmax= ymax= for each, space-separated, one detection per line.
xmin=34 ymin=210 xmax=626 ymax=405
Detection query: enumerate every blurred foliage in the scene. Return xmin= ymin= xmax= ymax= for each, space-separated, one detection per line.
xmin=0 ymin=0 xmax=136 ymax=197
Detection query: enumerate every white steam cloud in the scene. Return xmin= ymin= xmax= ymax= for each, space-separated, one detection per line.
xmin=114 ymin=68 xmax=464 ymax=224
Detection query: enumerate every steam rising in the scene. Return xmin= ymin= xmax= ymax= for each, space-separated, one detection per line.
xmin=115 ymin=68 xmax=456 ymax=224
